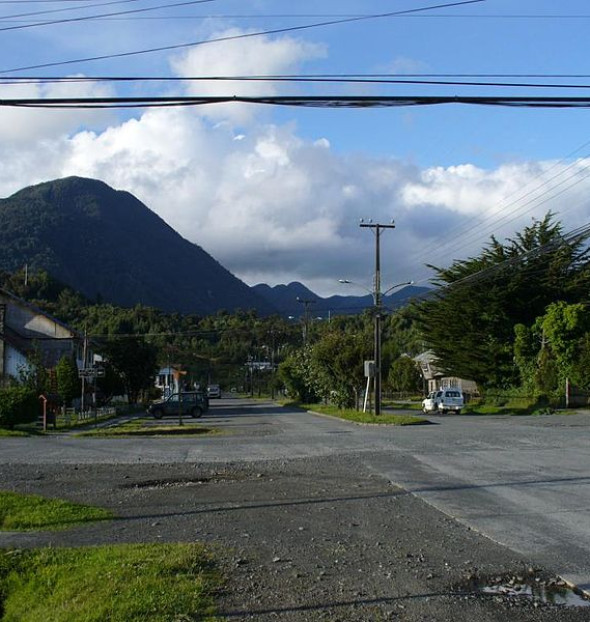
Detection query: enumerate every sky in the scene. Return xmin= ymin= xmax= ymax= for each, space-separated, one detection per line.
xmin=1 ymin=0 xmax=590 ymax=297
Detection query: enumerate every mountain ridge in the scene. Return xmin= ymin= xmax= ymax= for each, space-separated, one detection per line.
xmin=0 ymin=176 xmax=274 ymax=315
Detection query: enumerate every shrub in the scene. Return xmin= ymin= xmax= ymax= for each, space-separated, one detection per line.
xmin=0 ymin=387 xmax=40 ymax=429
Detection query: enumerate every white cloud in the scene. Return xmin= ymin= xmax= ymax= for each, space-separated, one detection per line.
xmin=1 ymin=32 xmax=590 ymax=298
xmin=0 ymin=77 xmax=115 ymax=143
xmin=169 ymin=27 xmax=326 ymax=124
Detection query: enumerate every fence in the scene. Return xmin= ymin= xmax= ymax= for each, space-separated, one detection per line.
xmin=45 ymin=406 xmax=118 ymax=430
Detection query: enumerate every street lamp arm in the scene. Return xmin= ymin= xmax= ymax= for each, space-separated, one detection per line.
xmin=337 ymin=279 xmax=374 ymax=298
xmin=382 ymin=280 xmax=414 ymax=297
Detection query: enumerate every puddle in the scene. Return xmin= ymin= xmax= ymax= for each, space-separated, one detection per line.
xmin=468 ymin=575 xmax=590 ymax=608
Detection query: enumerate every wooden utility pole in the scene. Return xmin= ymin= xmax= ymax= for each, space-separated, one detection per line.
xmin=360 ymin=220 xmax=396 ymax=416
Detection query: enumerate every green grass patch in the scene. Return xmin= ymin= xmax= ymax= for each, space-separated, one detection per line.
xmin=383 ymin=401 xmax=424 ymax=411
xmin=0 ymin=543 xmax=220 ymax=622
xmin=0 ymin=491 xmax=113 ymax=531
xmin=77 ymin=419 xmax=217 ymax=437
xmin=302 ymin=403 xmax=428 ymax=425
xmin=0 ymin=427 xmax=38 ymax=437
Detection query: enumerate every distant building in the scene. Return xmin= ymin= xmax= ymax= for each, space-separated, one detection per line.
xmin=155 ymin=366 xmax=180 ymax=397
xmin=0 ymin=287 xmax=89 ymax=386
xmin=414 ymin=350 xmax=478 ymax=396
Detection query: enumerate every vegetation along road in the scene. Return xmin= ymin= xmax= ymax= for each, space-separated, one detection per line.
xmin=1 ymin=397 xmax=590 ymax=620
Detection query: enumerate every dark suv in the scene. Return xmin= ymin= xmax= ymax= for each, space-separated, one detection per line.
xmin=147 ymin=391 xmax=209 ymax=419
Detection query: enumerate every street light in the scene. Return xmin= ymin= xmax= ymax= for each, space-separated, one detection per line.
xmin=339 ymin=277 xmax=413 ymax=415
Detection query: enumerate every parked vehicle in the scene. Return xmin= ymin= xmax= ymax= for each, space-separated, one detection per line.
xmin=147 ymin=391 xmax=209 ymax=419
xmin=422 ymin=389 xmax=464 ymax=414
xmin=207 ymin=384 xmax=221 ymax=399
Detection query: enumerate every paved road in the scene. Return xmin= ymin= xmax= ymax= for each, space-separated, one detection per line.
xmin=2 ymin=397 xmax=590 ymax=593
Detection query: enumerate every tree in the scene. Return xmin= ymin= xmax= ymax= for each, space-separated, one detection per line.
xmin=310 ymin=330 xmax=371 ymax=408
xmin=17 ymin=344 xmax=48 ymax=394
xmin=278 ymin=348 xmax=320 ymax=403
xmin=388 ymin=356 xmax=422 ymax=393
xmin=414 ymin=214 xmax=590 ymax=388
xmin=55 ymin=355 xmax=80 ymax=407
xmin=103 ymin=337 xmax=158 ymax=404
xmin=515 ymin=302 xmax=590 ymax=396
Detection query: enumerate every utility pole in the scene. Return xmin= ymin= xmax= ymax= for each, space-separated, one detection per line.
xmin=360 ymin=220 xmax=396 ymax=416
xmin=296 ymin=297 xmax=316 ymax=346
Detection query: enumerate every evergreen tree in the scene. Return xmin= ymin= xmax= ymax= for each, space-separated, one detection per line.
xmin=414 ymin=214 xmax=590 ymax=388
xmin=55 ymin=355 xmax=80 ymax=406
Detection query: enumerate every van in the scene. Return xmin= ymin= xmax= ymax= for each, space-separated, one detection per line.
xmin=422 ymin=389 xmax=463 ymax=415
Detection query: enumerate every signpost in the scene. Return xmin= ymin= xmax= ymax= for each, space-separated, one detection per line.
xmin=78 ymin=367 xmax=105 ymax=378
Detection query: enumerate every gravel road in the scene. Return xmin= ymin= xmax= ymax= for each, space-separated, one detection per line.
xmin=1 ymin=400 xmax=590 ymax=621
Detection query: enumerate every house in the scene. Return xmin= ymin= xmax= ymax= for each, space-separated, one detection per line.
xmin=0 ymin=287 xmax=89 ymax=386
xmin=414 ymin=350 xmax=479 ymax=397
xmin=155 ymin=365 xmax=180 ymax=397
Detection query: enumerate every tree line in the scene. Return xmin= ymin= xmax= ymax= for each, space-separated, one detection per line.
xmin=1 ymin=211 xmax=588 ymax=426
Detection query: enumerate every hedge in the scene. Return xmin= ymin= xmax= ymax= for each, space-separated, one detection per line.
xmin=0 ymin=387 xmax=40 ymax=429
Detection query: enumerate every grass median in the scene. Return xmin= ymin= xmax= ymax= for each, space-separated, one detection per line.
xmin=76 ymin=418 xmax=218 ymax=437
xmin=301 ymin=403 xmax=429 ymax=425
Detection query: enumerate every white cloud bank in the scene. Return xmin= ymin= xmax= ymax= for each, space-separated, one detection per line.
xmin=1 ymin=30 xmax=589 ymax=297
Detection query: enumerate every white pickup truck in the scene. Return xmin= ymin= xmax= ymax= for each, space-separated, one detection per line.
xmin=422 ymin=389 xmax=464 ymax=414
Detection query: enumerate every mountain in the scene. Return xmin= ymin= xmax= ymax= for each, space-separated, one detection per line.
xmin=252 ymin=281 xmax=430 ymax=318
xmin=0 ymin=177 xmax=274 ymax=315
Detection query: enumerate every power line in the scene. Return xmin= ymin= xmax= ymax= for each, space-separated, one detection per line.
xmin=6 ymin=94 xmax=590 ymax=109
xmin=0 ymin=0 xmax=485 ymax=74
xmin=0 ymin=0 xmax=139 ymax=21
xmin=0 ymin=0 xmax=217 ymax=32
xmin=5 ymin=74 xmax=590 ymax=90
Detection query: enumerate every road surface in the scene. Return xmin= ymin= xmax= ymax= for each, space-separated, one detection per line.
xmin=2 ymin=397 xmax=590 ymax=594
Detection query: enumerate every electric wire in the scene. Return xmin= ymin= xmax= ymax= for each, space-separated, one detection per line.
xmin=0 ymin=0 xmax=486 ymax=74
xmin=0 ymin=0 xmax=217 ymax=32
xmin=0 ymin=0 xmax=139 ymax=21
xmin=5 ymin=74 xmax=590 ymax=90
xmin=7 ymin=94 xmax=590 ymax=109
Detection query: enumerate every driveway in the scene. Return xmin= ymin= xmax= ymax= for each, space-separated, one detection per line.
xmin=1 ymin=397 xmax=590 ymax=618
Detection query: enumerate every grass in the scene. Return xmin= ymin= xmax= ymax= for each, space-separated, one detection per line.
xmin=0 ymin=543 xmax=221 ymax=622
xmin=301 ymin=403 xmax=429 ymax=425
xmin=383 ymin=401 xmax=424 ymax=411
xmin=77 ymin=418 xmax=217 ymax=437
xmin=0 ymin=427 xmax=40 ymax=437
xmin=0 ymin=491 xmax=113 ymax=531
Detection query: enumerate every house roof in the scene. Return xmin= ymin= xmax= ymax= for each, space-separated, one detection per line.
xmin=0 ymin=286 xmax=82 ymax=341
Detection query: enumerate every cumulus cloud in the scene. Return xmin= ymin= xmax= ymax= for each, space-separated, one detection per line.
xmin=1 ymin=30 xmax=589 ymax=298
xmin=0 ymin=77 xmax=115 ymax=143
xmin=169 ymin=27 xmax=326 ymax=124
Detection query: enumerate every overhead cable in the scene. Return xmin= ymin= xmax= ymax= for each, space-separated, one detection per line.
xmin=7 ymin=94 xmax=590 ymax=109
xmin=0 ymin=0 xmax=486 ymax=74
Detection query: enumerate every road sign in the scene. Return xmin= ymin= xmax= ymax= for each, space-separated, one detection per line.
xmin=78 ymin=368 xmax=105 ymax=378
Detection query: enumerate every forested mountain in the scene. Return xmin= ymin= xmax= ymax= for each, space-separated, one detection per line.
xmin=0 ymin=177 xmax=274 ymax=315
xmin=252 ymin=281 xmax=429 ymax=317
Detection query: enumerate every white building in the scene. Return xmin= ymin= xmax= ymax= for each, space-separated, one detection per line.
xmin=0 ymin=288 xmax=87 ymax=386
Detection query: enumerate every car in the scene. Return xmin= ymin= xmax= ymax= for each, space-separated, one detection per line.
xmin=147 ymin=391 xmax=209 ymax=419
xmin=422 ymin=389 xmax=464 ymax=415
xmin=207 ymin=384 xmax=221 ymax=399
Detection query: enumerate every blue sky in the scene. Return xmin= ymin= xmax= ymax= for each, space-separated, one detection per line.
xmin=1 ymin=0 xmax=590 ymax=296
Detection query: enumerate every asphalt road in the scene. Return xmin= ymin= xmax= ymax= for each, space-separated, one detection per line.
xmin=2 ymin=397 xmax=590 ymax=596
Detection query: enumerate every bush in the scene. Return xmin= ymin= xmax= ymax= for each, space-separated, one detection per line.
xmin=0 ymin=387 xmax=40 ymax=429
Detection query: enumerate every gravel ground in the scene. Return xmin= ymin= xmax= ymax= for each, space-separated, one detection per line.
xmin=1 ymin=454 xmax=589 ymax=621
